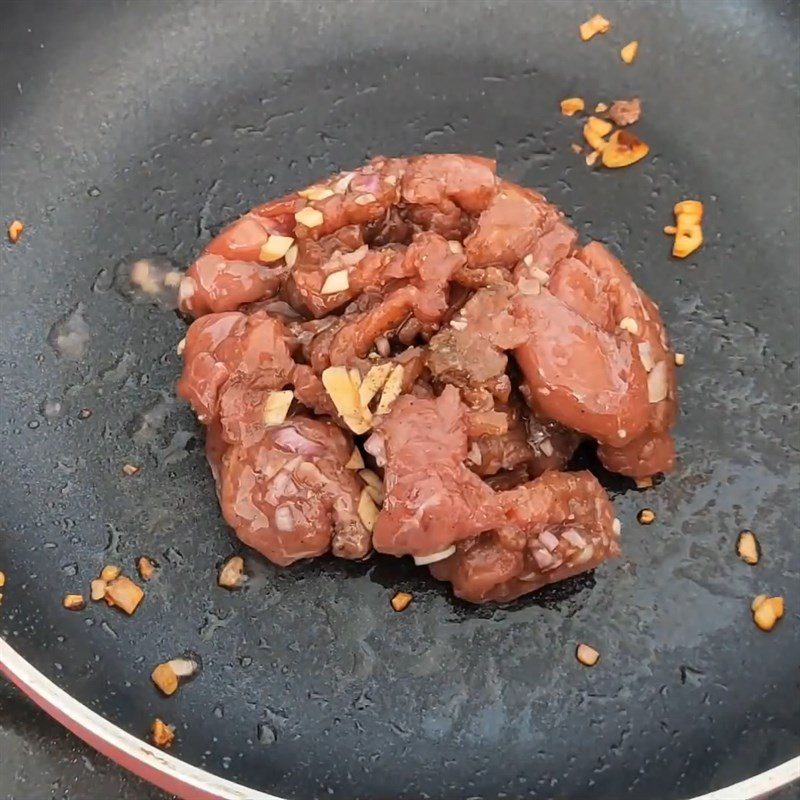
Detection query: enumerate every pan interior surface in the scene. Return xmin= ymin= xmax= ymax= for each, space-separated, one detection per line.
xmin=1 ymin=1 xmax=798 ymax=798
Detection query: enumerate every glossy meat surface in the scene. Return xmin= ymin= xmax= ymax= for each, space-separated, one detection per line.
xmin=219 ymin=418 xmax=370 ymax=565
xmin=175 ymin=154 xmax=678 ymax=599
xmin=366 ymin=386 xmax=505 ymax=559
xmin=430 ymin=471 xmax=620 ymax=603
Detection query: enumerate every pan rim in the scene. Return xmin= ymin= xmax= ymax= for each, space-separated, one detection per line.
xmin=1 ymin=638 xmax=797 ymax=800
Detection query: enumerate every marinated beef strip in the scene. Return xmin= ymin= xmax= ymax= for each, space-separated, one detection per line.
xmin=513 ymin=287 xmax=651 ymax=448
xmin=219 ymin=418 xmax=371 ymax=565
xmin=567 ymin=242 xmax=677 ymax=477
xmin=365 ymin=386 xmax=505 ymax=563
xmin=320 ymin=232 xmax=466 ymax=368
xmin=177 ymin=312 xmax=370 ymax=562
xmin=428 ymin=284 xmax=525 ymax=402
xmin=469 ymin=397 xmax=581 ymax=481
xmin=515 ymin=240 xmax=676 ymax=477
xmin=430 ymin=471 xmax=620 ymax=603
xmin=175 ymin=154 xmax=678 ymax=600
xmin=428 ymin=286 xmax=580 ymax=482
xmin=464 ymin=181 xmax=561 ymax=272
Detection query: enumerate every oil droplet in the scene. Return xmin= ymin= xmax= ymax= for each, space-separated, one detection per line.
xmin=257 ymin=722 xmax=277 ymax=745
xmin=48 ymin=303 xmax=90 ymax=361
xmin=92 ymin=268 xmax=114 ymax=294
xmin=100 ymin=621 xmax=118 ymax=639
xmin=41 ymin=399 xmax=63 ymax=418
xmin=128 ymin=395 xmax=172 ymax=443
xmin=162 ymin=547 xmax=185 ymax=567
xmin=100 ymin=351 xmax=137 ymax=384
xmin=157 ymin=430 xmax=195 ymax=466
xmin=27 ymin=420 xmax=40 ymax=429
xmin=115 ymin=257 xmax=183 ymax=310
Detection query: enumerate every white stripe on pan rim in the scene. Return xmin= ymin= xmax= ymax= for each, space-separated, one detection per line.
xmin=1 ymin=637 xmax=798 ymax=800
xmin=0 ymin=638 xmax=280 ymax=800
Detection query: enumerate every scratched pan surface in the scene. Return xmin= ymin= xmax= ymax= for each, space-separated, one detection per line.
xmin=1 ymin=1 xmax=798 ymax=798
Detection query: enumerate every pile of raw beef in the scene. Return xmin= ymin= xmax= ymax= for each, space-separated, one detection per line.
xmin=176 ymin=155 xmax=677 ymax=603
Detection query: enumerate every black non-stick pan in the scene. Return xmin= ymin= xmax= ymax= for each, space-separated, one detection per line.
xmin=1 ymin=1 xmax=798 ymax=798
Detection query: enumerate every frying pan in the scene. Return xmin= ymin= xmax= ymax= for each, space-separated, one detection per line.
xmin=1 ymin=1 xmax=798 ymax=798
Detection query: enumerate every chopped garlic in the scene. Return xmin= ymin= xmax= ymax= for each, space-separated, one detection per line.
xmin=359 ymin=469 xmax=383 ymax=492
xmin=647 ymin=361 xmax=669 ymax=403
xmin=218 ymin=555 xmax=246 ymax=589
xmin=602 ymin=130 xmax=650 ymax=168
xmin=105 ymin=575 xmax=144 ymax=615
xmin=262 ymin=390 xmax=293 ymax=426
xmin=320 ymin=269 xmax=350 ymax=295
xmin=620 ymin=40 xmax=639 ymax=64
xmin=348 ymin=368 xmax=362 ymax=394
xmin=137 ymin=556 xmax=156 ymax=581
xmin=7 ymin=220 xmax=24 ymax=243
xmin=322 ymin=366 xmax=372 ymax=434
xmin=345 ymin=447 xmax=365 ymax=470
xmin=576 ymin=643 xmax=600 ymax=666
xmin=360 ymin=469 xmax=384 ymax=505
xmin=560 ymin=97 xmax=585 ymax=116
xmin=100 ymin=565 xmax=121 ymax=582
xmin=583 ymin=116 xmax=613 ymax=151
xmin=358 ymin=489 xmax=380 ymax=531
xmin=638 ymin=342 xmax=655 ymax=372
xmin=298 ymin=186 xmax=334 ymax=201
xmin=354 ymin=193 xmax=377 ymax=206
xmin=90 ymin=579 xmax=107 ymax=601
xmin=579 ymin=13 xmax=610 ymax=41
xmin=63 ymin=593 xmax=86 ymax=611
xmin=637 ymin=508 xmax=656 ymax=525
xmin=259 ymin=235 xmax=295 ymax=263
xmin=294 ymin=207 xmax=324 ymax=228
xmin=358 ymin=363 xmax=394 ymax=407
xmin=375 ymin=364 xmax=404 ymax=415
xmin=619 ymin=316 xmax=639 ymax=335
xmin=753 ymin=596 xmax=784 ymax=632
xmin=736 ymin=530 xmax=760 ymax=565
xmin=151 ymin=662 xmax=178 ymax=696
xmin=151 ymin=718 xmax=175 ymax=749
xmin=669 ymin=200 xmax=704 ymax=258
xmin=752 ymin=594 xmax=769 ymax=612
xmin=391 ymin=592 xmax=413 ymax=612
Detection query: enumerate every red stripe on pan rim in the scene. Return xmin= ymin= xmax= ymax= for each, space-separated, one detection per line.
xmin=1 ymin=637 xmax=798 ymax=800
